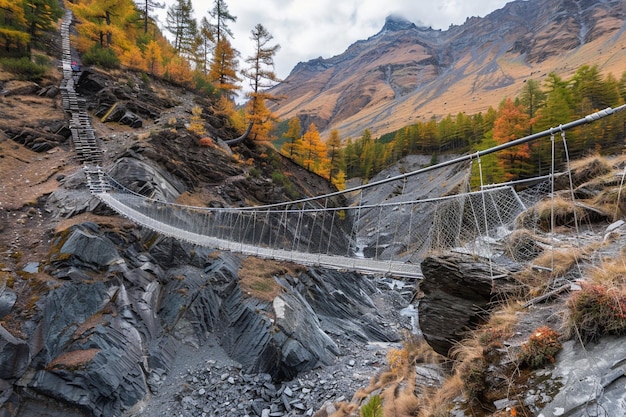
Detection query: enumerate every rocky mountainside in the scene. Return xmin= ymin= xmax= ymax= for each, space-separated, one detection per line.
xmin=1 ymin=6 xmax=626 ymax=417
xmin=269 ymin=0 xmax=626 ymax=138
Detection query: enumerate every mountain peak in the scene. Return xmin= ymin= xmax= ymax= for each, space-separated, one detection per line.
xmin=380 ymin=14 xmax=417 ymax=32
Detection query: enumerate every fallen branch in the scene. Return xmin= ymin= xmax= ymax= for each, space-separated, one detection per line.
xmin=523 ymin=283 xmax=571 ymax=308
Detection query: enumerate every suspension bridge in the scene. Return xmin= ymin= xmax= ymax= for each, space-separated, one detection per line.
xmin=59 ymin=11 xmax=626 ymax=279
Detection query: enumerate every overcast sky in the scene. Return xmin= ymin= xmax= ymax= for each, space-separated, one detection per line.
xmin=158 ymin=0 xmax=512 ymax=81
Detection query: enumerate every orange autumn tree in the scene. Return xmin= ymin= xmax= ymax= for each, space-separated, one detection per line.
xmin=493 ymin=98 xmax=532 ymax=180
xmin=164 ymin=54 xmax=193 ymax=85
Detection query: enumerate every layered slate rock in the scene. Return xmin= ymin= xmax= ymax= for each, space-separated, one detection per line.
xmin=49 ymin=223 xmax=122 ymax=272
xmin=28 ymin=281 xmax=150 ymax=417
xmin=0 ymin=325 xmax=30 ymax=380
xmin=538 ymin=336 xmax=626 ymax=417
xmin=418 ymin=253 xmax=517 ymax=357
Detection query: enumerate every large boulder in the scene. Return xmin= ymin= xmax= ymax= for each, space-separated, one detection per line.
xmin=418 ymin=253 xmax=517 ymax=357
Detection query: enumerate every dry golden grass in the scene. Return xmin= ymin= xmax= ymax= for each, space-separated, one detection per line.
xmin=566 ymin=153 xmax=613 ymax=186
xmin=175 ymin=190 xmax=210 ymax=207
xmin=521 ymin=196 xmax=588 ymax=231
xmin=503 ymin=229 xmax=549 ymax=262
xmin=533 ymin=247 xmax=584 ymax=277
xmin=418 ymin=374 xmax=463 ymax=417
xmin=328 ymin=334 xmax=445 ymax=417
xmin=592 ymin=185 xmax=626 ymax=221
xmin=563 ymin=255 xmax=626 ymax=342
xmin=238 ymin=258 xmax=304 ymax=301
xmin=55 ymin=213 xmax=135 ymax=233
xmin=588 ymin=257 xmax=626 ymax=287
xmin=513 ymin=245 xmax=589 ymax=298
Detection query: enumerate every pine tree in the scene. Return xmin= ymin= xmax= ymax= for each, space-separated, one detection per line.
xmin=344 ymin=137 xmax=358 ymax=178
xmin=196 ymin=16 xmax=214 ymax=74
xmin=619 ymin=71 xmax=626 ymax=103
xmin=470 ymin=131 xmax=506 ymax=188
xmin=519 ymin=79 xmax=546 ymax=135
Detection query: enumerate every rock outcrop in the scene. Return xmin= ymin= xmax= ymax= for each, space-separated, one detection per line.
xmin=418 ymin=253 xmax=518 ymax=357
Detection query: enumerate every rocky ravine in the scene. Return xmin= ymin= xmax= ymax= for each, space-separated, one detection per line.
xmin=0 ymin=59 xmax=420 ymax=417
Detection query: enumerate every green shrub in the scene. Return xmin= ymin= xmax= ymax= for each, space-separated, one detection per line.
xmin=271 ymin=170 xmax=298 ymax=198
xmin=360 ymin=394 xmax=383 ymax=417
xmin=33 ymin=54 xmax=50 ymax=66
xmin=193 ymin=72 xmax=216 ymax=96
xmin=140 ymin=72 xmax=150 ymax=86
xmin=82 ymin=45 xmax=120 ymax=69
xmin=0 ymin=57 xmax=46 ymax=80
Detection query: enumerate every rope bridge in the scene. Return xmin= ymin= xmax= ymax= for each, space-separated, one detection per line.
xmin=60 ymin=9 xmax=626 ymax=278
xmin=85 ymin=105 xmax=624 ymax=278
xmin=88 ymin=172 xmax=528 ymax=278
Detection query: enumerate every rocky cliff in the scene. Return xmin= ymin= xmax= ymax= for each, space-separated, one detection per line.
xmin=269 ymin=0 xmax=626 ymax=138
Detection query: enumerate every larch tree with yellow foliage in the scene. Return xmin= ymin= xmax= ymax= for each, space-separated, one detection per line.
xmin=24 ymin=0 xmax=62 ymax=46
xmin=281 ymin=117 xmax=302 ymax=158
xmin=326 ymin=129 xmax=345 ymax=189
xmin=144 ymin=39 xmax=162 ymax=75
xmin=295 ymin=123 xmax=329 ymax=176
xmin=242 ymin=23 xmax=281 ymax=141
xmin=0 ymin=0 xmax=30 ymax=51
xmin=71 ymin=0 xmax=137 ymax=53
xmin=208 ymin=37 xmax=240 ymax=98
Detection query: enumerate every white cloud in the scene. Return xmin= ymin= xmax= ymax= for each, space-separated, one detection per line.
xmin=159 ymin=0 xmax=511 ymax=82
